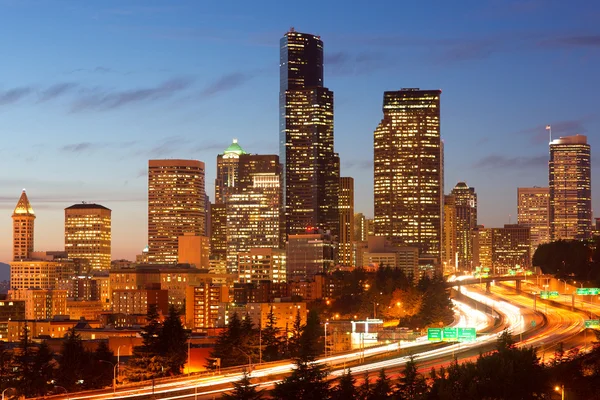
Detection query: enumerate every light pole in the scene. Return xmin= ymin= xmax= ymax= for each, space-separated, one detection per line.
xmin=324 ymin=322 xmax=329 ymax=356
xmin=188 ymin=338 xmax=191 ymax=375
xmin=116 ymin=345 xmax=122 ymax=383
xmin=1 ymin=387 xmax=15 ymax=400
xmin=235 ymin=347 xmax=252 ymax=372
xmin=557 ymin=278 xmax=567 ymax=292
xmin=54 ymin=385 xmax=69 ymax=399
xmin=99 ymin=360 xmax=118 ymax=394
xmin=554 ymin=384 xmax=565 ymax=400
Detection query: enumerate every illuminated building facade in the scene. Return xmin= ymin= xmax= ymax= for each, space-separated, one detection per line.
xmin=354 ymin=213 xmax=369 ymax=242
xmin=225 ymin=154 xmax=283 ymax=274
xmin=23 ymin=289 xmax=67 ymax=320
xmin=442 ymin=195 xmax=457 ymax=273
xmin=517 ymin=187 xmax=550 ymax=254
xmin=280 ymin=28 xmax=340 ymax=238
xmin=474 ymin=225 xmax=531 ymax=274
xmin=148 ymin=159 xmax=206 ymax=264
xmin=450 ymin=182 xmax=477 ymax=270
xmin=286 ymin=231 xmax=335 ymax=281
xmin=178 ymin=232 xmax=210 ymax=269
xmin=338 ymin=177 xmax=354 ymax=266
xmin=185 ymin=283 xmax=229 ymax=329
xmin=209 ymin=203 xmax=227 ymax=266
xmin=112 ymin=289 xmax=169 ymax=316
xmin=10 ymin=258 xmax=74 ymax=293
xmin=65 ymin=203 xmax=112 ymax=272
xmin=373 ymin=89 xmax=442 ymax=263
xmin=238 ymin=248 xmax=286 ymax=283
xmin=12 ymin=190 xmax=35 ymax=261
xmin=215 ymin=139 xmax=247 ymax=204
xmin=549 ymin=135 xmax=592 ymax=240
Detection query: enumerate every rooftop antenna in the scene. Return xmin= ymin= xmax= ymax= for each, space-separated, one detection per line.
xmin=546 ymin=124 xmax=552 ymax=143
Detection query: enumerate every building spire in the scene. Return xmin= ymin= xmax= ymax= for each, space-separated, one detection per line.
xmin=13 ymin=189 xmax=35 ymax=216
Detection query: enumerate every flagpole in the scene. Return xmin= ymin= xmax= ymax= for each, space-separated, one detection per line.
xmin=546 ymin=124 xmax=552 ymax=143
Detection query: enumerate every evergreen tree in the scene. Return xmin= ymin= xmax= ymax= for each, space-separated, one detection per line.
xmin=370 ymin=369 xmax=392 ymax=400
xmin=331 ymin=369 xmax=356 ymax=400
xmin=222 ymin=371 xmax=263 ymax=400
xmin=271 ymin=357 xmax=330 ymax=400
xmin=159 ymin=305 xmax=189 ymax=375
xmin=211 ymin=312 xmax=246 ymax=368
xmin=91 ymin=341 xmax=114 ymax=389
xmin=272 ymin=310 xmax=330 ymax=399
xmin=126 ymin=304 xmax=168 ymax=381
xmin=357 ymin=372 xmax=371 ymax=400
xmin=30 ymin=341 xmax=55 ymax=396
xmin=261 ymin=306 xmax=281 ymax=362
xmin=0 ymin=340 xmax=13 ymax=388
xmin=288 ymin=310 xmax=303 ymax=358
xmin=56 ymin=328 xmax=88 ymax=390
xmin=396 ymin=355 xmax=427 ymax=399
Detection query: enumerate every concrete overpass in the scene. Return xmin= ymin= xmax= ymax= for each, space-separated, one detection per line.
xmin=445 ymin=275 xmax=528 ymax=293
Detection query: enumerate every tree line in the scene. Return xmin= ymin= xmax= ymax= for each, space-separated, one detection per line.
xmin=223 ymin=330 xmax=600 ymax=399
xmin=534 ymin=237 xmax=600 ymax=284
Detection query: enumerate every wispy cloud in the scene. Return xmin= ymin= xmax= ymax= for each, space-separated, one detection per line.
xmin=200 ymin=73 xmax=253 ymax=97
xmin=38 ymin=82 xmax=79 ymax=102
xmin=517 ymin=117 xmax=592 ymax=144
xmin=60 ymin=140 xmax=138 ymax=154
xmin=473 ymin=154 xmax=547 ymax=169
xmin=325 ymin=52 xmax=387 ymax=75
xmin=539 ymin=35 xmax=600 ymax=48
xmin=0 ymin=87 xmax=33 ymax=105
xmin=344 ymin=159 xmax=373 ymax=169
xmin=70 ymin=77 xmax=193 ymax=112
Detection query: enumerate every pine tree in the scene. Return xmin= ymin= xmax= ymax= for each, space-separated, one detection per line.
xmin=288 ymin=310 xmax=303 ymax=358
xmin=370 ymin=369 xmax=392 ymax=400
xmin=331 ymin=369 xmax=356 ymax=400
xmin=126 ymin=304 xmax=168 ymax=381
xmin=57 ymin=328 xmax=88 ymax=390
xmin=91 ymin=341 xmax=114 ymax=388
xmin=222 ymin=371 xmax=263 ymax=400
xmin=357 ymin=371 xmax=371 ymax=400
xmin=396 ymin=355 xmax=427 ymax=399
xmin=210 ymin=312 xmax=245 ymax=368
xmin=272 ymin=310 xmax=330 ymax=400
xmin=140 ymin=304 xmax=162 ymax=354
xmin=30 ymin=341 xmax=55 ymax=396
xmin=261 ymin=306 xmax=281 ymax=362
xmin=160 ymin=305 xmax=189 ymax=375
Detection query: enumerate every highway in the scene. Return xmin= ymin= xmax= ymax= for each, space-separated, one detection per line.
xmin=37 ymin=276 xmax=589 ymax=400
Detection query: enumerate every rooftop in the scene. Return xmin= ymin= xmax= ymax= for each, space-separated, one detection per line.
xmin=65 ymin=203 xmax=111 ymax=211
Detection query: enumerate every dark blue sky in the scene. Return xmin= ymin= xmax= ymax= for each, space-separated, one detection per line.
xmin=0 ymin=0 xmax=598 ymax=261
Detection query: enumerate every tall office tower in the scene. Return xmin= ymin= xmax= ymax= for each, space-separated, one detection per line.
xmin=12 ymin=190 xmax=35 ymax=261
xmin=473 ymin=225 xmax=531 ymax=274
xmin=280 ymin=28 xmax=340 ymax=239
xmin=517 ymin=187 xmax=550 ymax=254
xmin=226 ymin=154 xmax=283 ymax=274
xmin=451 ymin=182 xmax=477 ymax=270
xmin=374 ymin=89 xmax=442 ymax=261
xmin=210 ymin=203 xmax=227 ymax=264
xmin=354 ymin=213 xmax=369 ymax=242
xmin=65 ymin=203 xmax=112 ymax=272
xmin=549 ymin=135 xmax=592 ymax=240
xmin=442 ymin=195 xmax=457 ymax=273
xmin=148 ymin=159 xmax=206 ymax=264
xmin=338 ymin=177 xmax=354 ymax=266
xmin=215 ymin=139 xmax=247 ymax=204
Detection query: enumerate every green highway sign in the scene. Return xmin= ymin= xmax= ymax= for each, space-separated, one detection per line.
xmin=457 ymin=327 xmax=477 ymax=342
xmin=483 ymin=267 xmax=490 ymax=273
xmin=443 ymin=327 xmax=458 ymax=341
xmin=540 ymin=291 xmax=549 ymax=299
xmin=549 ymin=291 xmax=559 ymax=299
xmin=585 ymin=320 xmax=600 ymax=329
xmin=427 ymin=328 xmax=443 ymax=341
xmin=531 ymin=320 xmax=536 ymax=327
xmin=576 ymin=288 xmax=600 ymax=295
xmin=508 ymin=269 xmax=516 ymax=276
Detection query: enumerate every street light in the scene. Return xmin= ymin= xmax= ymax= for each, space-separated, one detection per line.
xmin=557 ymin=278 xmax=567 ymax=292
xmin=234 ymin=347 xmax=252 ymax=372
xmin=54 ymin=385 xmax=69 ymax=399
xmin=99 ymin=359 xmax=118 ymax=394
xmin=554 ymin=384 xmax=565 ymax=400
xmin=1 ymin=387 xmax=15 ymax=400
xmin=324 ymin=322 xmax=329 ymax=356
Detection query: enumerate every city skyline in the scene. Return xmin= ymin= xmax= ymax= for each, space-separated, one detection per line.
xmin=0 ymin=0 xmax=599 ymax=263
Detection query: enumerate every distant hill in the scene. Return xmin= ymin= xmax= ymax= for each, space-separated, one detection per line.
xmin=0 ymin=263 xmax=9 ymax=281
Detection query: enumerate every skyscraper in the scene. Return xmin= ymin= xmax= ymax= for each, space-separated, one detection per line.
xmin=442 ymin=195 xmax=457 ymax=273
xmin=549 ymin=135 xmax=592 ymax=240
xmin=215 ymin=139 xmax=247 ymax=204
xmin=225 ymin=154 xmax=283 ymax=275
xmin=148 ymin=159 xmax=206 ymax=264
xmin=65 ymin=203 xmax=112 ymax=272
xmin=451 ymin=182 xmax=477 ymax=270
xmin=280 ymin=28 xmax=340 ymax=239
xmin=338 ymin=177 xmax=354 ymax=266
xmin=12 ymin=190 xmax=35 ymax=261
xmin=517 ymin=187 xmax=550 ymax=254
xmin=374 ymin=89 xmax=442 ymax=261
